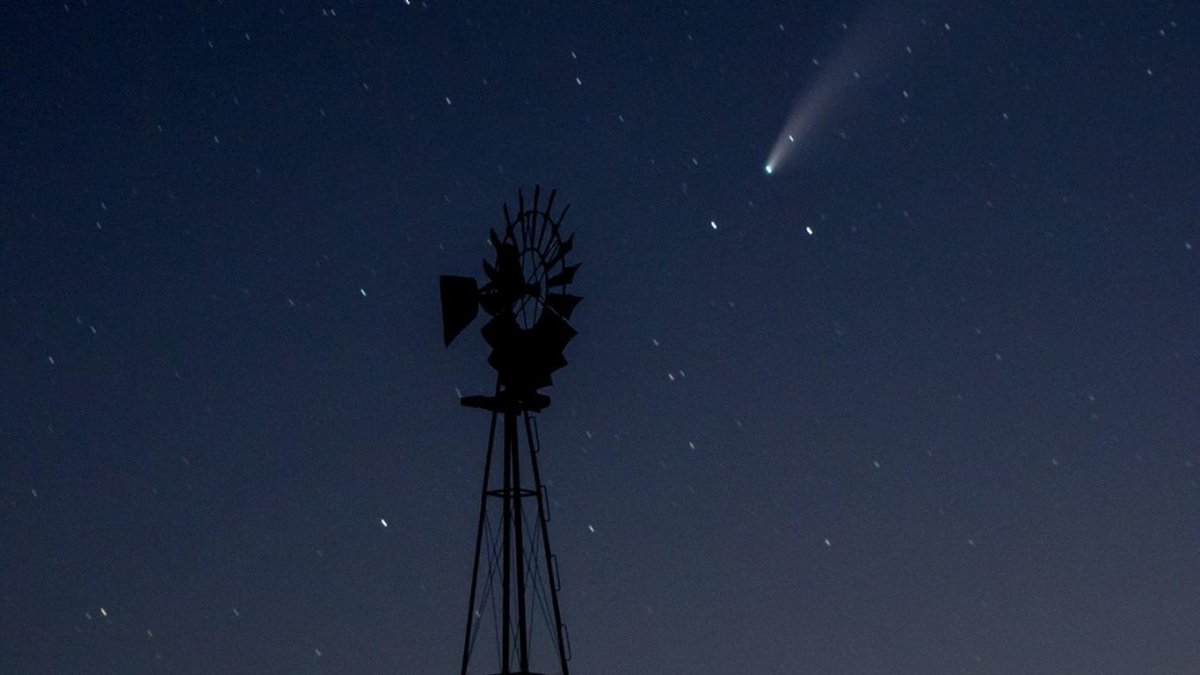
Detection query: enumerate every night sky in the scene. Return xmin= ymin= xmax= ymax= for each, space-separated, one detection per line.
xmin=3 ymin=1 xmax=1199 ymax=673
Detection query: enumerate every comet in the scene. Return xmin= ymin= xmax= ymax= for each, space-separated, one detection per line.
xmin=763 ymin=65 xmax=852 ymax=175
xmin=763 ymin=6 xmax=906 ymax=176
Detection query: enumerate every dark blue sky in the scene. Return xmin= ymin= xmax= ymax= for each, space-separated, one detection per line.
xmin=3 ymin=1 xmax=1198 ymax=673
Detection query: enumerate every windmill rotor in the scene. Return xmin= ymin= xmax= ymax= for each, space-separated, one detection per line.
xmin=440 ymin=186 xmax=582 ymax=411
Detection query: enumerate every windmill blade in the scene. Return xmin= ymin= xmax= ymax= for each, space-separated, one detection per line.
xmin=554 ymin=202 xmax=571 ymax=226
xmin=538 ymin=351 xmax=568 ymax=375
xmin=544 ymin=292 xmax=583 ymax=319
xmin=534 ymin=311 xmax=578 ymax=349
xmin=536 ymin=189 xmax=558 ymax=251
xmin=545 ymin=263 xmax=580 ymax=288
xmin=439 ymin=275 xmax=479 ymax=346
xmin=531 ymin=186 xmax=543 ymax=249
xmin=544 ymin=234 xmax=574 ymax=269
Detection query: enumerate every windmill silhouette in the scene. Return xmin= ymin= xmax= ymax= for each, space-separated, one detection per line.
xmin=441 ymin=187 xmax=580 ymax=675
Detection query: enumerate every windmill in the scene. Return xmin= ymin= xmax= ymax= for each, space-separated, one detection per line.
xmin=441 ymin=187 xmax=581 ymax=675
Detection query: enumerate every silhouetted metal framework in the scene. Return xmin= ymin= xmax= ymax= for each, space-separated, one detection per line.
xmin=441 ymin=187 xmax=580 ymax=675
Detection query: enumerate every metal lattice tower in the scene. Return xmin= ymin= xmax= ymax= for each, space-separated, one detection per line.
xmin=440 ymin=187 xmax=580 ymax=675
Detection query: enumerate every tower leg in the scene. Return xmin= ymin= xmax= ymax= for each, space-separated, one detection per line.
xmin=461 ymin=409 xmax=499 ymax=675
xmin=501 ymin=412 xmax=512 ymax=671
xmin=508 ymin=410 xmax=531 ymax=673
xmin=524 ymin=411 xmax=571 ymax=675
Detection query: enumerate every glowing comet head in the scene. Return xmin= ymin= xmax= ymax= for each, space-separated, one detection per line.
xmin=764 ymin=164 xmax=774 ymax=175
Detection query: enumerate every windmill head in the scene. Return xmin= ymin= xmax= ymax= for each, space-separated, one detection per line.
xmin=439 ymin=186 xmax=582 ymax=408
